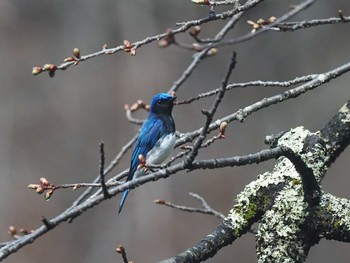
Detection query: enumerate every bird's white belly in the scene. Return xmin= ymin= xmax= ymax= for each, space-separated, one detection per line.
xmin=146 ymin=133 xmax=176 ymax=165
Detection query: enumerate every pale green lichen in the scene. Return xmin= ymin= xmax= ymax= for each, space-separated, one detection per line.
xmin=321 ymin=193 xmax=350 ymax=231
xmin=257 ymin=183 xmax=308 ymax=262
xmin=339 ymin=103 xmax=350 ymax=114
xmin=279 ymin=126 xmax=328 ymax=180
xmin=256 ymin=127 xmax=330 ymax=262
xmin=226 ymin=127 xmax=331 ymax=262
xmin=278 ymin=126 xmax=308 ymax=152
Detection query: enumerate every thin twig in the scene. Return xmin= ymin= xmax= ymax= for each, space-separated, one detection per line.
xmin=176 ymin=60 xmax=350 ymax=147
xmin=214 ymin=0 xmax=315 ymax=48
xmin=33 ymin=0 xmax=264 ymax=76
xmin=275 ymin=15 xmax=350 ymax=31
xmin=56 ymin=181 xmax=121 ymax=190
xmin=125 ymin=110 xmax=145 ymax=125
xmin=115 ymin=246 xmax=130 ymax=263
xmin=99 ymin=142 xmax=111 ymax=199
xmin=69 ymin=134 xmax=137 ymax=208
xmin=169 ymin=0 xmax=315 ymax=98
xmin=154 ymin=192 xmax=225 ymax=219
xmin=190 ymin=192 xmax=225 ymax=219
xmin=176 ymin=74 xmax=317 ymax=105
xmin=184 ymin=52 xmax=237 ymax=167
xmin=169 ymin=14 xmax=242 ymax=93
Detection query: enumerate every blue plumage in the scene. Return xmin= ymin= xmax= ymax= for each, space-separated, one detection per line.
xmin=118 ymin=93 xmax=176 ymax=213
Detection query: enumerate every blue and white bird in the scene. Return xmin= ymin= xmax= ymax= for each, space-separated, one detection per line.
xmin=118 ymin=93 xmax=176 ymax=213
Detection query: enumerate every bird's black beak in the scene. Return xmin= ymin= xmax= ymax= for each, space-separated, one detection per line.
xmin=169 ymin=96 xmax=176 ymax=102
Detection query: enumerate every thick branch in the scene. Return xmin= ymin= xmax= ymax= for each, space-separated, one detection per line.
xmin=312 ymin=193 xmax=350 ymax=242
xmin=161 ymin=99 xmax=350 ymax=262
xmin=321 ymin=100 xmax=350 ymax=166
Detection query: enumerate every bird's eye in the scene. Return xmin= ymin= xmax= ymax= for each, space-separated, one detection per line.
xmin=157 ymin=99 xmax=163 ymax=104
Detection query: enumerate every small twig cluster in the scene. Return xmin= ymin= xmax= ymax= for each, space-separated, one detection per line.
xmin=124 ymin=99 xmax=150 ymax=113
xmin=29 ymin=0 xmax=350 ymax=80
xmin=27 ymin=143 xmax=123 ymax=201
xmin=63 ymin=48 xmax=81 ymax=65
xmin=32 ymin=64 xmax=57 ymax=78
xmin=32 ymin=48 xmax=81 ymax=77
xmin=124 ymin=99 xmax=151 ymax=125
xmin=247 ymin=16 xmax=277 ymax=33
xmin=202 ymin=121 xmax=228 ymax=146
xmin=158 ymin=27 xmax=218 ymax=55
xmin=27 ymin=177 xmax=56 ymax=200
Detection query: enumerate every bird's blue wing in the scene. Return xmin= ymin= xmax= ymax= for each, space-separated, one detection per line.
xmin=128 ymin=117 xmax=164 ymax=178
xmin=118 ymin=117 xmax=164 ymax=213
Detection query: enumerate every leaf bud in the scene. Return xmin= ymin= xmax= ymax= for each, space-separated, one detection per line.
xmin=39 ymin=177 xmax=49 ymax=187
xmin=35 ymin=186 xmax=45 ymax=194
xmin=45 ymin=189 xmax=54 ymax=200
xmin=73 ymin=48 xmax=80 ymax=59
xmin=189 ymin=26 xmax=201 ymax=37
xmin=32 ymin=67 xmax=43 ymax=75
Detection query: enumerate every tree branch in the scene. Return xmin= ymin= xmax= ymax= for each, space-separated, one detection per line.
xmin=176 ymin=60 xmax=350 ymax=147
xmin=160 ymin=99 xmax=350 ymax=262
xmin=155 ymin=192 xmax=225 ymax=219
xmin=275 ymin=15 xmax=350 ymax=31
xmin=184 ymin=51 xmax=237 ymax=166
xmin=321 ymin=100 xmax=350 ymax=166
xmin=32 ymin=0 xmax=265 ymax=77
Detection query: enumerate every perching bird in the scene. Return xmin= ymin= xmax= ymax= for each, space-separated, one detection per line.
xmin=118 ymin=93 xmax=176 ymax=213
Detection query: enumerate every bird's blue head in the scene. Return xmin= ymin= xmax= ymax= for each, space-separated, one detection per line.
xmin=150 ymin=93 xmax=176 ymax=115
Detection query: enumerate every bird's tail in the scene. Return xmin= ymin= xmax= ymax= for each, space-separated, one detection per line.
xmin=118 ymin=189 xmax=130 ymax=214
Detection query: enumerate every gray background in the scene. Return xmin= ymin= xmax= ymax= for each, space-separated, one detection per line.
xmin=0 ymin=0 xmax=349 ymax=262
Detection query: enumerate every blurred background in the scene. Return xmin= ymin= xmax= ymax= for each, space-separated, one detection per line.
xmin=0 ymin=0 xmax=349 ymax=262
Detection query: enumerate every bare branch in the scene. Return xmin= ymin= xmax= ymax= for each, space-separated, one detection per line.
xmin=69 ymin=134 xmax=137 ymax=208
xmin=275 ymin=15 xmax=350 ymax=31
xmin=184 ymin=51 xmax=237 ymax=167
xmin=176 ymin=60 xmax=350 ymax=147
xmin=214 ymin=0 xmax=315 ymax=48
xmin=176 ymin=74 xmax=317 ymax=105
xmin=169 ymin=14 xmax=242 ymax=93
xmin=154 ymin=192 xmax=225 ymax=219
xmin=99 ymin=142 xmax=111 ymax=199
xmin=115 ymin=246 xmax=131 ymax=263
xmin=32 ymin=0 xmax=265 ymax=77
xmin=321 ymin=100 xmax=350 ymax=165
